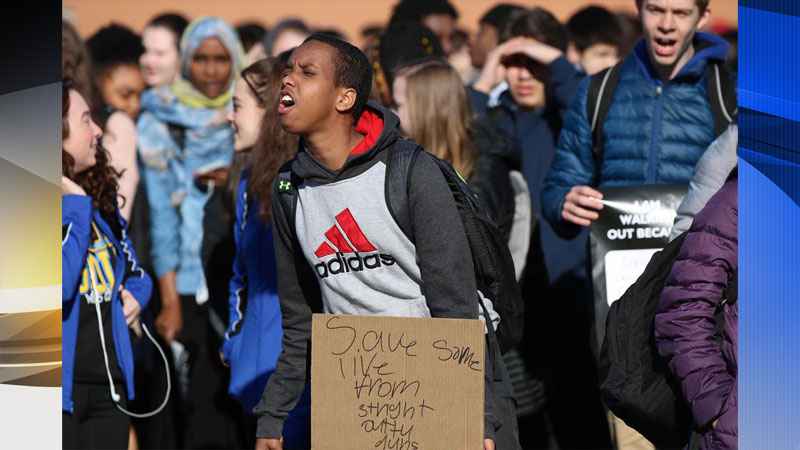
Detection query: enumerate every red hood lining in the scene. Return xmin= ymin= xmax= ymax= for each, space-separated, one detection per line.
xmin=349 ymin=109 xmax=384 ymax=156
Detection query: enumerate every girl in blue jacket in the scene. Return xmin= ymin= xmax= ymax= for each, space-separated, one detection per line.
xmin=222 ymin=55 xmax=309 ymax=448
xmin=62 ymin=80 xmax=153 ymax=450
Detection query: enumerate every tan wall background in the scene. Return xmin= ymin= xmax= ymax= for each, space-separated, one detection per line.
xmin=65 ymin=0 xmax=737 ymax=40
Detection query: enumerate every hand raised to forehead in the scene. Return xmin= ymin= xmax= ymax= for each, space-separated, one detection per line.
xmin=500 ymin=37 xmax=562 ymax=65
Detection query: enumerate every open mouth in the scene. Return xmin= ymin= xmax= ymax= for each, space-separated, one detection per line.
xmin=278 ymin=93 xmax=295 ymax=114
xmin=653 ymin=37 xmax=678 ymax=57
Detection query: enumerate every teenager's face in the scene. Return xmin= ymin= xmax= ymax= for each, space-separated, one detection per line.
xmin=505 ymin=60 xmax=546 ymax=109
xmin=640 ymin=0 xmax=709 ymax=69
xmin=272 ymin=29 xmax=310 ymax=57
xmin=64 ymin=90 xmax=103 ymax=174
xmin=278 ymin=41 xmax=342 ymax=135
xmin=189 ymin=37 xmax=233 ymax=99
xmin=470 ymin=23 xmax=499 ymax=68
xmin=98 ymin=64 xmax=146 ymax=118
xmin=227 ymin=76 xmax=265 ymax=152
xmin=140 ymin=26 xmax=181 ymax=87
xmin=423 ymin=14 xmax=456 ymax=54
xmin=579 ymin=43 xmax=620 ymax=75
xmin=391 ymin=74 xmax=410 ymax=135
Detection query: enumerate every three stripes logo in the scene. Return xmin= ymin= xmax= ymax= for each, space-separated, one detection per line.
xmin=313 ymin=208 xmax=396 ymax=279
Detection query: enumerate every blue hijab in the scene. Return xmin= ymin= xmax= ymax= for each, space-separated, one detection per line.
xmin=138 ymin=16 xmax=244 ymax=201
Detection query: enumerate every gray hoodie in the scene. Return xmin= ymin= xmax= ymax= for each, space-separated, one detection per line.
xmin=254 ymin=103 xmax=499 ymax=441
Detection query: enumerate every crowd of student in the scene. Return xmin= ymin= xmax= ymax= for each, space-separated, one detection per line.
xmin=61 ymin=1 xmax=739 ymax=449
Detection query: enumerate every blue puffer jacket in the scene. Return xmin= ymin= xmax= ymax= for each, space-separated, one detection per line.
xmin=542 ymin=33 xmax=730 ymax=235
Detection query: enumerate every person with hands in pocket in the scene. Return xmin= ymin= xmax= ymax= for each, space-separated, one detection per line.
xmin=62 ymin=79 xmax=153 ymax=450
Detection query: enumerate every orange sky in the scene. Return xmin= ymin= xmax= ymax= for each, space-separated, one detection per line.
xmin=65 ymin=0 xmax=737 ymax=40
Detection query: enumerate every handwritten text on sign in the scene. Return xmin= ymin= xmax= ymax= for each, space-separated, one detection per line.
xmin=311 ymin=314 xmax=485 ymax=450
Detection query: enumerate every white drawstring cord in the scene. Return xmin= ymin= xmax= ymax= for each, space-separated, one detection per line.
xmin=87 ymin=256 xmax=171 ymax=418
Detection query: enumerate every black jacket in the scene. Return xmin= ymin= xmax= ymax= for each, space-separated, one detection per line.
xmin=469 ymin=117 xmax=520 ymax=242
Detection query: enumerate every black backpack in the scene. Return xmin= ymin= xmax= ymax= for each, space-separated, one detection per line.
xmin=590 ymin=59 xmax=737 ymax=447
xmin=276 ymin=139 xmax=524 ymax=353
xmin=586 ymin=60 xmax=737 ymax=180
xmin=599 ymin=231 xmax=738 ymax=449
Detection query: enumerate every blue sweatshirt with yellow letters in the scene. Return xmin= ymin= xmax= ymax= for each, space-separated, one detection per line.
xmin=62 ymin=195 xmax=152 ymax=412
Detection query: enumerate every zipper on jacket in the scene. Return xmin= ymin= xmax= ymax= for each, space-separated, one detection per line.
xmin=647 ymin=83 xmax=664 ymax=183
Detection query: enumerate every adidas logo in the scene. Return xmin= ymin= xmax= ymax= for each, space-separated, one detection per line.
xmin=313 ymin=208 xmax=396 ymax=279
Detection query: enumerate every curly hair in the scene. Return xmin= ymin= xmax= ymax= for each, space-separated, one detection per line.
xmin=62 ymin=80 xmax=123 ymax=220
xmin=240 ymin=53 xmax=299 ymax=222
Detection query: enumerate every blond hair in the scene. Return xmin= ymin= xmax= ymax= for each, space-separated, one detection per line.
xmin=398 ymin=60 xmax=477 ymax=178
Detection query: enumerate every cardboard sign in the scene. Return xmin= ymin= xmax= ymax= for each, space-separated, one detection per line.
xmin=311 ymin=314 xmax=485 ymax=450
xmin=589 ymin=184 xmax=686 ymax=349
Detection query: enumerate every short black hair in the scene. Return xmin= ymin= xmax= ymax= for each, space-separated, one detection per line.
xmin=146 ymin=12 xmax=189 ymax=46
xmin=567 ymin=6 xmax=624 ymax=53
xmin=378 ymin=21 xmax=444 ymax=89
xmin=502 ymin=7 xmax=569 ymax=53
xmin=479 ymin=3 xmax=526 ymax=31
xmin=388 ymin=0 xmax=459 ymax=27
xmin=86 ymin=23 xmax=144 ymax=76
xmin=315 ymin=27 xmax=348 ymax=42
xmin=304 ymin=33 xmax=373 ymax=120
xmin=237 ymin=22 xmax=267 ymax=52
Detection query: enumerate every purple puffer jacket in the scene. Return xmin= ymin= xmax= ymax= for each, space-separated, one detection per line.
xmin=655 ymin=177 xmax=738 ymax=450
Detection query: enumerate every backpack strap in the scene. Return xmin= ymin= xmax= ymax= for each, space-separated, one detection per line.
xmin=276 ymin=167 xmax=301 ymax=236
xmin=587 ymin=62 xmax=623 ymax=183
xmin=705 ymin=61 xmax=738 ymax=137
xmin=384 ymin=139 xmax=422 ymax=241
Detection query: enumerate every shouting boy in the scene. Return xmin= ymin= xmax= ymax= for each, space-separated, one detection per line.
xmin=254 ymin=34 xmax=517 ymax=450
